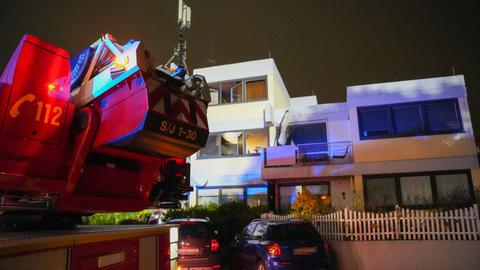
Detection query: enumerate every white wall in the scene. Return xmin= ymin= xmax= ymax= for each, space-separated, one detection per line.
xmin=328 ymin=240 xmax=480 ymax=270
xmin=347 ymin=75 xmax=477 ymax=165
xmin=189 ymin=59 xmax=291 ymax=206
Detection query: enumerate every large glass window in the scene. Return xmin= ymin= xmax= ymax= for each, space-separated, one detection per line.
xmin=436 ymin=174 xmax=471 ymax=204
xmin=364 ymin=170 xmax=473 ymax=209
xmin=247 ymin=187 xmax=267 ymax=207
xmin=400 ymin=176 xmax=433 ymax=206
xmin=221 ymin=132 xmax=243 ymax=156
xmin=198 ymin=189 xmax=219 ymax=205
xmin=365 ymin=177 xmax=398 ymax=208
xmin=197 ymin=186 xmax=267 ymax=206
xmin=279 ymin=184 xmax=329 ymax=213
xmin=208 ymin=78 xmax=267 ymax=105
xmin=221 ymin=188 xmax=244 ymax=203
xmin=246 ymin=130 xmax=268 ymax=154
xmin=246 ymin=80 xmax=267 ymax=101
xmin=358 ymin=99 xmax=463 ymax=140
xmin=198 ymin=129 xmax=268 ymax=158
xmin=280 ymin=186 xmax=300 ymax=212
xmin=198 ymin=135 xmax=220 ymax=158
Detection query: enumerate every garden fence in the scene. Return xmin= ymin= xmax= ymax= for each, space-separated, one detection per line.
xmin=261 ymin=204 xmax=480 ymax=241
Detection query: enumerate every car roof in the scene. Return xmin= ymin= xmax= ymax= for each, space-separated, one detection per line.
xmin=250 ymin=218 xmax=310 ymax=225
xmin=166 ymin=217 xmax=211 ymax=223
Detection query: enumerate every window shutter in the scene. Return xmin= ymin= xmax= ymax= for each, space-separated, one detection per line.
xmin=424 ymin=100 xmax=462 ymax=132
xmin=358 ymin=107 xmax=390 ymax=138
xmin=391 ymin=104 xmax=423 ymax=135
xmin=291 ymin=123 xmax=327 ymax=144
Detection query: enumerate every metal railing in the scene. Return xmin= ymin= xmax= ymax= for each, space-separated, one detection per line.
xmin=296 ymin=141 xmax=353 ymax=165
xmin=264 ymin=141 xmax=353 ymax=167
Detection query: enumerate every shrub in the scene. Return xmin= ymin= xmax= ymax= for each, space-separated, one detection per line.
xmin=291 ymin=189 xmax=332 ymax=218
xmin=83 ymin=209 xmax=152 ymax=225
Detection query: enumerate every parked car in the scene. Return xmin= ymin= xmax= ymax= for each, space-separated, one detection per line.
xmin=231 ymin=219 xmax=330 ymax=270
xmin=166 ymin=217 xmax=222 ymax=270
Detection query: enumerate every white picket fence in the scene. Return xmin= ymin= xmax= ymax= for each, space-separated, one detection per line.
xmin=262 ymin=204 xmax=480 ymax=241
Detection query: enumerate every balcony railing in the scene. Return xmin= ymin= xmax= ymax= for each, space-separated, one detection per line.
xmin=264 ymin=141 xmax=353 ymax=167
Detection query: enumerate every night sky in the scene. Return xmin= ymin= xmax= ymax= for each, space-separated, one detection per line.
xmin=1 ymin=0 xmax=479 ymax=139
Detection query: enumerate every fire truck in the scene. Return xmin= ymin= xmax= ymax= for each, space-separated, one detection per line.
xmin=0 ymin=1 xmax=209 ymax=269
xmin=0 ymin=4 xmax=208 ymax=225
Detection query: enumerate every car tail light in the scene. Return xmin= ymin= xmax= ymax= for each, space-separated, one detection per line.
xmin=266 ymin=242 xmax=281 ymax=257
xmin=211 ymin=239 xmax=220 ymax=252
xmin=212 ymin=265 xmax=221 ymax=269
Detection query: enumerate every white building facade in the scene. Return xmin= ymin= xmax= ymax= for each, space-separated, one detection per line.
xmin=264 ymin=75 xmax=479 ymax=212
xmin=191 ymin=58 xmax=479 ymax=212
xmin=188 ymin=59 xmax=290 ymax=207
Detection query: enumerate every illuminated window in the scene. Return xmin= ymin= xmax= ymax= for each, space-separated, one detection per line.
xmin=198 ymin=129 xmax=268 ymax=158
xmin=245 ymin=80 xmax=267 ymax=101
xmin=208 ymin=78 xmax=267 ymax=105
xmin=246 ymin=130 xmax=268 ymax=154
xmin=358 ymin=98 xmax=463 ymax=140
xmin=279 ymin=184 xmax=329 ymax=213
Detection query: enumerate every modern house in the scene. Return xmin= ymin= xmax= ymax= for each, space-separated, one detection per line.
xmin=188 ymin=59 xmax=290 ymax=207
xmin=264 ymin=75 xmax=479 ymax=212
xmin=190 ymin=58 xmax=479 ymax=212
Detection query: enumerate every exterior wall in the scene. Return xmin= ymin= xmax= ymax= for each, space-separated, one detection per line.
xmin=348 ymin=75 xmax=476 ymax=165
xmin=189 ymin=59 xmax=290 ymax=206
xmin=207 ymin=101 xmax=268 ymax=132
xmin=328 ymin=240 xmax=480 ymax=270
xmin=330 ymin=177 xmax=353 ymax=209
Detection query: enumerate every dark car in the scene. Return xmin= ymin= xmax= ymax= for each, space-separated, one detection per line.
xmin=232 ymin=219 xmax=330 ymax=270
xmin=166 ymin=218 xmax=222 ymax=270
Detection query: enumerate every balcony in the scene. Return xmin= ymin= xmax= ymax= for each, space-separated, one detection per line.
xmin=264 ymin=141 xmax=353 ymax=167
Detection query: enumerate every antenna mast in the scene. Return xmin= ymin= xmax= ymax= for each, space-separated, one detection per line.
xmin=166 ymin=0 xmax=191 ymax=73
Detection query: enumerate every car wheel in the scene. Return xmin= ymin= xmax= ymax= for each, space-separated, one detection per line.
xmin=257 ymin=260 xmax=267 ymax=270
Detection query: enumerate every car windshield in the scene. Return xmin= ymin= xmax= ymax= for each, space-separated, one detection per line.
xmin=266 ymin=223 xmax=321 ymax=241
xmin=176 ymin=222 xmax=211 ymax=239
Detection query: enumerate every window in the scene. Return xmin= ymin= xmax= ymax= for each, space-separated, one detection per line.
xmin=358 ymin=99 xmax=463 ymax=140
xmin=280 ymin=186 xmax=301 ymax=212
xmin=247 ymin=187 xmax=267 ymax=207
xmin=198 ymin=129 xmax=268 ymax=158
xmin=279 ymin=184 xmax=329 ymax=213
xmin=208 ymin=78 xmax=267 ymax=105
xmin=241 ymin=223 xmax=257 ymax=240
xmin=221 ymin=132 xmax=243 ymax=156
xmin=365 ymin=177 xmax=397 ymax=208
xmin=436 ymin=173 xmax=471 ymax=204
xmin=199 ymin=135 xmax=220 ymax=158
xmin=290 ymin=123 xmax=327 ymax=145
xmin=290 ymin=123 xmax=328 ymax=163
xmin=246 ymin=130 xmax=268 ymax=154
xmin=197 ymin=186 xmax=267 ymax=206
xmin=221 ymin=188 xmax=244 ymax=203
xmin=400 ymin=176 xmax=433 ymax=206
xmin=197 ymin=189 xmax=219 ymax=205
xmin=252 ymin=223 xmax=266 ymax=240
xmin=364 ymin=170 xmax=473 ymax=209
xmin=246 ymin=80 xmax=267 ymax=101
